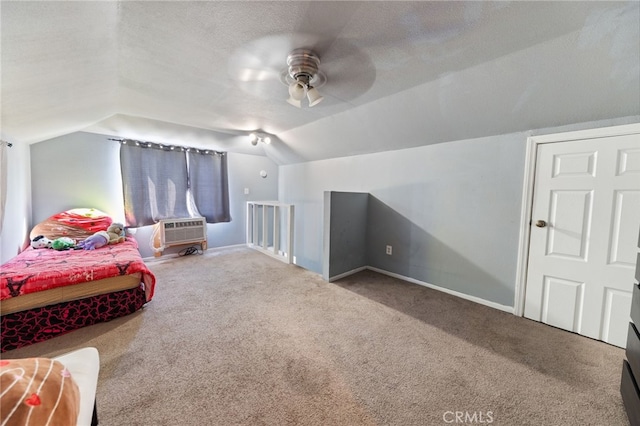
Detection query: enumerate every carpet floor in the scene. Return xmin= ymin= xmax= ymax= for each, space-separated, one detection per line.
xmin=2 ymin=246 xmax=629 ymax=425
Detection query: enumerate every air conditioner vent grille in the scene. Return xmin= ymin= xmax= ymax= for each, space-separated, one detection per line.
xmin=160 ymin=218 xmax=207 ymax=246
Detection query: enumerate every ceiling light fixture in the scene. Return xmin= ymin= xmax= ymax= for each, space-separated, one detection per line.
xmin=249 ymin=133 xmax=272 ymax=146
xmin=284 ymin=49 xmax=326 ymax=108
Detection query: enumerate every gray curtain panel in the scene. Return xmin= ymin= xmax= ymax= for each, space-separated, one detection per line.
xmin=120 ymin=142 xmax=191 ymax=227
xmin=187 ymin=150 xmax=231 ymax=223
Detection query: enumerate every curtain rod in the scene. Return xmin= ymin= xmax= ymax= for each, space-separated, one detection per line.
xmin=1 ymin=140 xmax=12 ymax=147
xmin=109 ymin=138 xmax=225 ymax=156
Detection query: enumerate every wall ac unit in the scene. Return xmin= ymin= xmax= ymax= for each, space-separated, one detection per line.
xmin=157 ymin=217 xmax=207 ymax=252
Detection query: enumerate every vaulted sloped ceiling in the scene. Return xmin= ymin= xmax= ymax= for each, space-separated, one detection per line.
xmin=1 ymin=1 xmax=638 ymax=164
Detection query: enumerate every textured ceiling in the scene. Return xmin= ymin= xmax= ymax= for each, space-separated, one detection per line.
xmin=1 ymin=1 xmax=639 ymax=164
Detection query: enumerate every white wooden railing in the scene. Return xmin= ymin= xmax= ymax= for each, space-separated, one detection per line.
xmin=246 ymin=201 xmax=294 ymax=264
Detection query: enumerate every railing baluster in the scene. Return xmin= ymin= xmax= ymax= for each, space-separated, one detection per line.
xmin=246 ymin=201 xmax=294 ymax=264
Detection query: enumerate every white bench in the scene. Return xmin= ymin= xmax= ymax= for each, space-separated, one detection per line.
xmin=53 ymin=347 xmax=100 ymax=426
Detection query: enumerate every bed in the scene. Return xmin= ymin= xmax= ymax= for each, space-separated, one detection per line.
xmin=0 ymin=209 xmax=156 ymax=352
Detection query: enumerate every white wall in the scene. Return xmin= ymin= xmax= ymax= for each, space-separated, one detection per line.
xmin=30 ymin=132 xmax=124 ymax=224
xmin=0 ymin=138 xmax=31 ymax=264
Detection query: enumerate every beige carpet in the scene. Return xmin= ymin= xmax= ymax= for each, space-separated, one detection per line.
xmin=3 ymin=246 xmax=629 ymax=425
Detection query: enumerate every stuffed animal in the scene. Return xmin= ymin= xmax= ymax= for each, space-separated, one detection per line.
xmin=31 ymin=235 xmax=53 ymax=249
xmin=77 ymin=231 xmax=109 ymax=250
xmin=51 ymin=237 xmax=77 ymax=251
xmin=107 ymin=223 xmax=125 ymax=244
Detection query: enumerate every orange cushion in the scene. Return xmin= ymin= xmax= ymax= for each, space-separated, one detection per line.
xmin=0 ymin=357 xmax=80 ymax=426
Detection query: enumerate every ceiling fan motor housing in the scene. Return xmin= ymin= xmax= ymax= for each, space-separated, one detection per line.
xmin=287 ymin=49 xmax=323 ymax=87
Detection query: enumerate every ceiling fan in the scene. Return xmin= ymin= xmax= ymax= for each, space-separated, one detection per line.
xmin=283 ymin=48 xmax=326 ymax=108
xmin=228 ymin=33 xmax=375 ymax=109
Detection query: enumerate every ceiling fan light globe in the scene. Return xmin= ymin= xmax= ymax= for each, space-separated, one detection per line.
xmin=264 ymin=137 xmax=271 ymax=144
xmin=287 ymin=97 xmax=302 ymax=108
xmin=249 ymin=133 xmax=258 ymax=143
xmin=289 ymin=82 xmax=307 ymax=101
xmin=307 ymin=87 xmax=324 ymax=107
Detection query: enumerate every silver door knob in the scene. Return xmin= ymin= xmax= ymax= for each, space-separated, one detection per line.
xmin=535 ymin=220 xmax=547 ymax=228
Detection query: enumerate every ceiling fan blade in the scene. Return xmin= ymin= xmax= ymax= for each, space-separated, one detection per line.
xmin=229 ymin=34 xmax=302 ymax=82
xmin=233 ymin=67 xmax=282 ymax=83
xmin=228 ymin=33 xmax=328 ymax=76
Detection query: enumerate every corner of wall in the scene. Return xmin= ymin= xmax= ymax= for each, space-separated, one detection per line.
xmin=1 ymin=139 xmax=31 ymax=263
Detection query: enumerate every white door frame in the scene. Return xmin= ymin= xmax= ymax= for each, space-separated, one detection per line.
xmin=514 ymin=122 xmax=640 ymax=317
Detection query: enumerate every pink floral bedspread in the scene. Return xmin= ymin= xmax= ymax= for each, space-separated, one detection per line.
xmin=0 ymin=238 xmax=155 ymax=302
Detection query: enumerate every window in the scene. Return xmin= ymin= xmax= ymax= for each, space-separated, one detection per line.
xmin=120 ymin=141 xmax=230 ymax=227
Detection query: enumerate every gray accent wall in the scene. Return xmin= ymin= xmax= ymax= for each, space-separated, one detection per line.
xmin=29 ymin=132 xmax=279 ymax=258
xmin=322 ymin=191 xmax=368 ymax=281
xmin=323 ymin=190 xmax=519 ymax=307
xmin=282 ymin=132 xmax=528 ymax=308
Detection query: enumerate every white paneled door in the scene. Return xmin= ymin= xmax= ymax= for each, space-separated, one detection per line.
xmin=524 ymin=132 xmax=640 ymax=347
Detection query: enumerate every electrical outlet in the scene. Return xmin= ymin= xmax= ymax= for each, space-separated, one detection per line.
xmin=244 ymin=188 xmax=250 ymax=195
xmin=386 ymin=245 xmax=392 ymax=255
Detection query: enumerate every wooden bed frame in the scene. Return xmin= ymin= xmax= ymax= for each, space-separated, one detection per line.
xmin=0 ymin=274 xmax=142 ymax=315
xmin=1 ymin=209 xmax=156 ymax=353
xmin=1 ymin=283 xmax=148 ymax=353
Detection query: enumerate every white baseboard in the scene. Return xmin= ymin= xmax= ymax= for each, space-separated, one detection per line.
xmin=328 ymin=266 xmax=368 ymax=282
xmin=366 ymin=266 xmax=515 ymax=314
xmin=213 ymin=243 xmax=247 ymax=250
xmin=246 ymin=243 xmax=292 ymax=264
xmin=143 ymin=243 xmax=248 ymax=262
